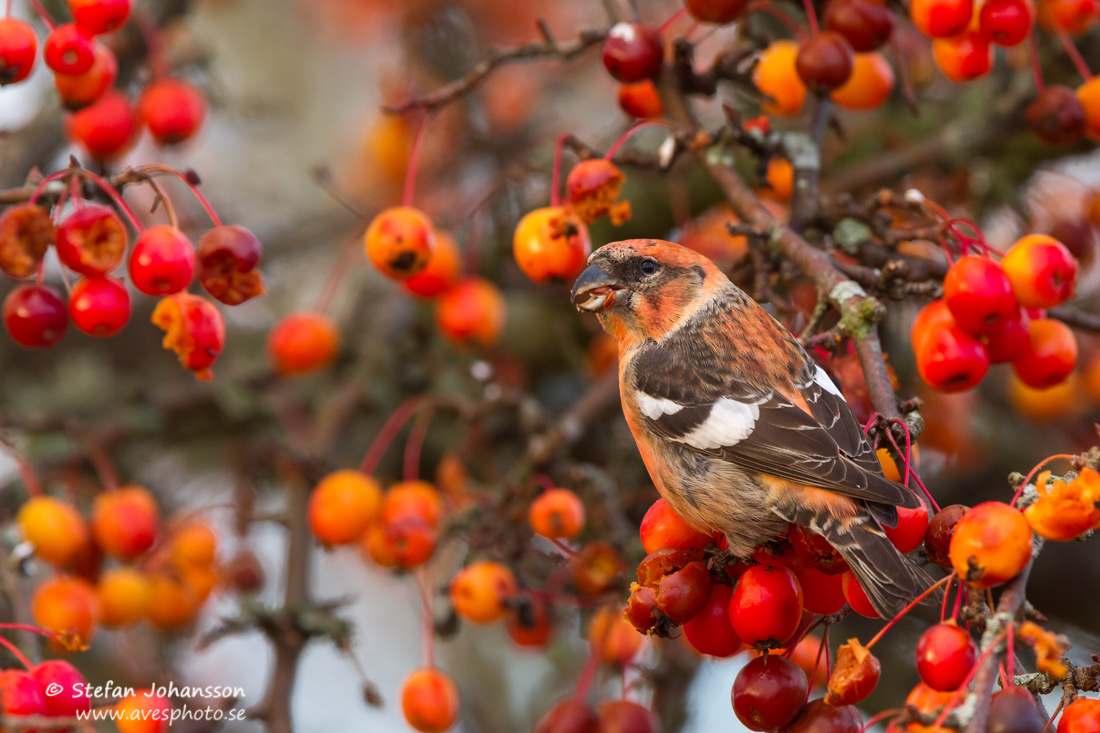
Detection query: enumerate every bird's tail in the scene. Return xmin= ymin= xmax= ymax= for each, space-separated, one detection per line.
xmin=821 ymin=516 xmax=940 ymax=618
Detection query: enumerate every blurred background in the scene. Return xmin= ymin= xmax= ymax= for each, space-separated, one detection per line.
xmin=3 ymin=0 xmax=1100 ymax=730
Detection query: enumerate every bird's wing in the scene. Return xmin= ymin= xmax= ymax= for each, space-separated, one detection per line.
xmin=627 ymin=323 xmax=918 ymax=510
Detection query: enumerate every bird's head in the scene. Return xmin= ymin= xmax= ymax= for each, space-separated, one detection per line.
xmin=571 ymin=239 xmax=725 ymax=343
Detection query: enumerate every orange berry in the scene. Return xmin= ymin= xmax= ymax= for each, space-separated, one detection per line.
xmin=1023 ymin=468 xmax=1100 ymax=541
xmin=754 ymin=40 xmax=808 ymax=116
xmin=362 ymin=115 xmax=413 ymax=188
xmin=513 ymin=206 xmax=592 ymax=283
xmin=450 ymin=560 xmax=518 ymax=625
xmin=679 ymin=205 xmax=749 ymax=269
xmin=179 ymin=564 xmax=219 ymax=604
xmin=618 ymin=80 xmax=665 ymax=118
xmin=932 ymin=31 xmax=993 ymax=82
xmin=401 ymin=667 xmax=460 ymax=733
xmin=17 ymin=496 xmax=89 ymax=567
xmin=308 ymin=470 xmax=383 ymax=546
xmin=588 ymin=605 xmax=643 ymax=665
xmin=876 ymin=448 xmax=902 ymax=482
xmin=1076 ymin=77 xmax=1100 ymax=140
xmin=1002 ymin=234 xmax=1079 ymax=308
xmin=402 ymin=230 xmax=461 ymax=298
xmin=1007 ymin=372 xmax=1077 ymax=421
xmin=380 ymin=480 xmax=444 ymax=526
xmin=267 ymin=311 xmax=341 ymax=376
xmin=949 ymin=502 xmax=1033 ymax=588
xmin=1012 ymin=318 xmax=1078 ymax=389
xmin=383 ymin=516 xmax=438 ymax=568
xmin=96 ymin=567 xmax=152 ymax=627
xmin=529 ymin=488 xmax=586 ymax=539
xmin=506 ymin=593 xmax=553 ymax=648
xmin=766 ymin=158 xmax=794 ymax=200
xmin=145 ymin=574 xmax=200 ymax=628
xmin=361 ymin=521 xmax=398 ymax=567
xmin=364 ymin=206 xmax=436 ymax=280
xmin=31 ymin=576 xmax=99 ymax=646
xmin=1038 ymin=0 xmax=1098 ymax=33
xmin=910 ymin=0 xmax=973 ymax=36
xmin=566 ymin=161 xmax=631 ymax=226
xmin=572 ymin=541 xmax=627 ymax=595
xmin=435 ymin=278 xmax=506 ymax=347
xmin=115 ymin=689 xmax=171 ymax=733
xmin=91 ymin=486 xmax=159 ymax=560
xmin=169 ymin=522 xmax=218 ymax=569
xmin=831 ymin=52 xmax=895 ymax=109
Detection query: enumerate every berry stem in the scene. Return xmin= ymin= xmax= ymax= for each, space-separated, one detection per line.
xmin=801 ymin=0 xmax=820 ymax=35
xmin=550 ymin=133 xmax=569 ymax=208
xmin=403 ymin=408 xmax=433 ymax=483
xmin=0 ymin=622 xmax=62 ymax=644
xmin=402 ymin=112 xmax=431 ymax=208
xmin=144 ymin=176 xmax=180 ymax=229
xmin=0 ymin=435 xmax=42 ymax=497
xmin=1042 ymin=700 xmax=1064 ymax=733
xmin=135 ymin=8 xmax=170 ymax=78
xmin=77 ymin=169 xmax=145 ymax=233
xmin=573 ymin=622 xmax=607 ymax=703
xmin=809 ymin=630 xmax=829 ymax=692
xmin=315 ymin=226 xmax=364 ymax=314
xmin=24 ymin=0 xmax=55 ymax=29
xmin=657 ymin=7 xmax=689 ymax=35
xmin=416 ymin=567 xmax=436 ymax=669
xmin=859 ymin=709 xmax=903 ymax=733
xmin=1028 ymin=31 xmax=1046 ymax=92
xmin=1052 ymin=24 xmax=1093 ymax=80
xmin=940 ymin=573 xmax=955 ymax=622
xmin=358 ymin=396 xmax=425 ymax=475
xmin=0 ymin=634 xmax=34 ymax=670
xmin=136 ymin=165 xmax=223 ymax=226
xmin=604 ymin=119 xmax=670 ymax=161
xmin=1006 ymin=621 xmax=1015 ymax=679
xmin=550 ymin=538 xmax=580 ymax=558
xmin=784 ymin=613 xmax=824 ymax=658
xmin=864 ymin=574 xmax=953 ymax=650
xmin=1010 ymin=453 xmax=1076 ymax=506
xmin=84 ymin=437 xmax=120 ymax=492
xmin=313 ymin=167 xmax=372 ymax=220
xmin=28 ymin=170 xmax=71 ymax=206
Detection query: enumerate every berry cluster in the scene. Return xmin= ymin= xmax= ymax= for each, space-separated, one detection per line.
xmin=0 ymin=0 xmax=207 ymax=160
xmin=912 ymin=234 xmax=1079 ymax=393
xmin=0 ymin=165 xmax=265 ymax=379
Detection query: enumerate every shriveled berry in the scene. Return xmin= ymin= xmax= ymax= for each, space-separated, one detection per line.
xmin=196 ymin=225 xmax=266 ymax=305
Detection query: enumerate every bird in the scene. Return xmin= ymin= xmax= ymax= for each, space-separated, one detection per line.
xmin=570 ymin=238 xmax=935 ymax=617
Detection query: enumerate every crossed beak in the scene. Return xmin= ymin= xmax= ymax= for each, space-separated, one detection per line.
xmin=571 ymin=265 xmax=620 ymax=312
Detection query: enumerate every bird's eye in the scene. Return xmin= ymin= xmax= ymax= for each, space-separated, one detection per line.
xmin=640 ymin=259 xmax=659 ymax=275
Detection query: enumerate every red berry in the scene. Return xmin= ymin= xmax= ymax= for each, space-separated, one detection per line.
xmin=32 ymin=660 xmax=92 ymax=717
xmin=534 ymin=699 xmax=598 ymax=733
xmin=618 ymin=80 xmax=665 ymax=118
xmin=796 ymin=31 xmax=855 ymax=92
xmin=884 ymin=501 xmax=930 ymax=554
xmin=151 ymin=293 xmax=226 ymax=380
xmin=1028 ymin=86 xmax=1087 ymax=145
xmin=401 ymin=667 xmax=459 ymax=733
xmin=66 ymin=89 xmax=141 ymax=161
xmin=56 ymin=204 xmax=128 ymax=277
xmin=196 ymin=224 xmax=266 ymax=305
xmin=1002 ymin=234 xmax=1078 ymax=309
xmin=841 ymin=570 xmax=880 ymax=618
xmin=1058 ymin=698 xmax=1100 ymax=733
xmin=0 ymin=669 xmax=47 ymax=718
xmin=789 ymin=524 xmax=849 ymax=574
xmin=943 ymin=256 xmax=1018 ymax=335
xmin=925 ymin=504 xmax=969 ymax=568
xmin=791 ymin=560 xmax=847 ymax=615
xmin=601 ymin=22 xmax=663 ymax=83
xmin=506 ymin=592 xmax=552 ymax=648
xmin=69 ymin=0 xmax=132 ymax=35
xmin=979 ymin=0 xmax=1035 ymax=45
xmin=916 ymin=623 xmax=978 ymax=691
xmin=54 ymin=41 xmax=117 ymax=109
xmin=685 ymin=0 xmax=749 ymax=23
xmin=911 ymin=299 xmax=955 ymax=353
xmin=683 ymin=583 xmax=743 ymax=657
xmin=910 ymin=0 xmax=973 ymax=36
xmin=1013 ymin=318 xmax=1077 ymax=388
xmin=596 ymin=701 xmax=659 ymax=733
xmin=44 ymin=23 xmax=95 ymax=75
xmin=3 ymin=284 xmax=69 ymax=348
xmin=933 ymin=31 xmax=994 ymax=82
xmin=729 ymin=565 xmax=804 ymax=644
xmin=267 ymin=311 xmax=341 ymax=376
xmin=985 ymin=309 xmax=1031 ymax=363
xmin=69 ymin=276 xmax=130 ymax=337
xmin=780 ymin=698 xmax=862 ymax=732
xmin=640 ymin=497 xmax=713 ymax=553
xmin=824 ymin=0 xmax=895 ymax=51
xmin=751 ymin=530 xmax=799 ymax=566
xmin=138 ymin=77 xmax=206 ymax=144
xmin=732 ymin=654 xmax=808 ymax=731
xmin=0 ymin=18 xmax=37 ymax=86
xmin=129 ymin=226 xmax=196 ymax=295
xmin=916 ymin=323 xmax=990 ymax=392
